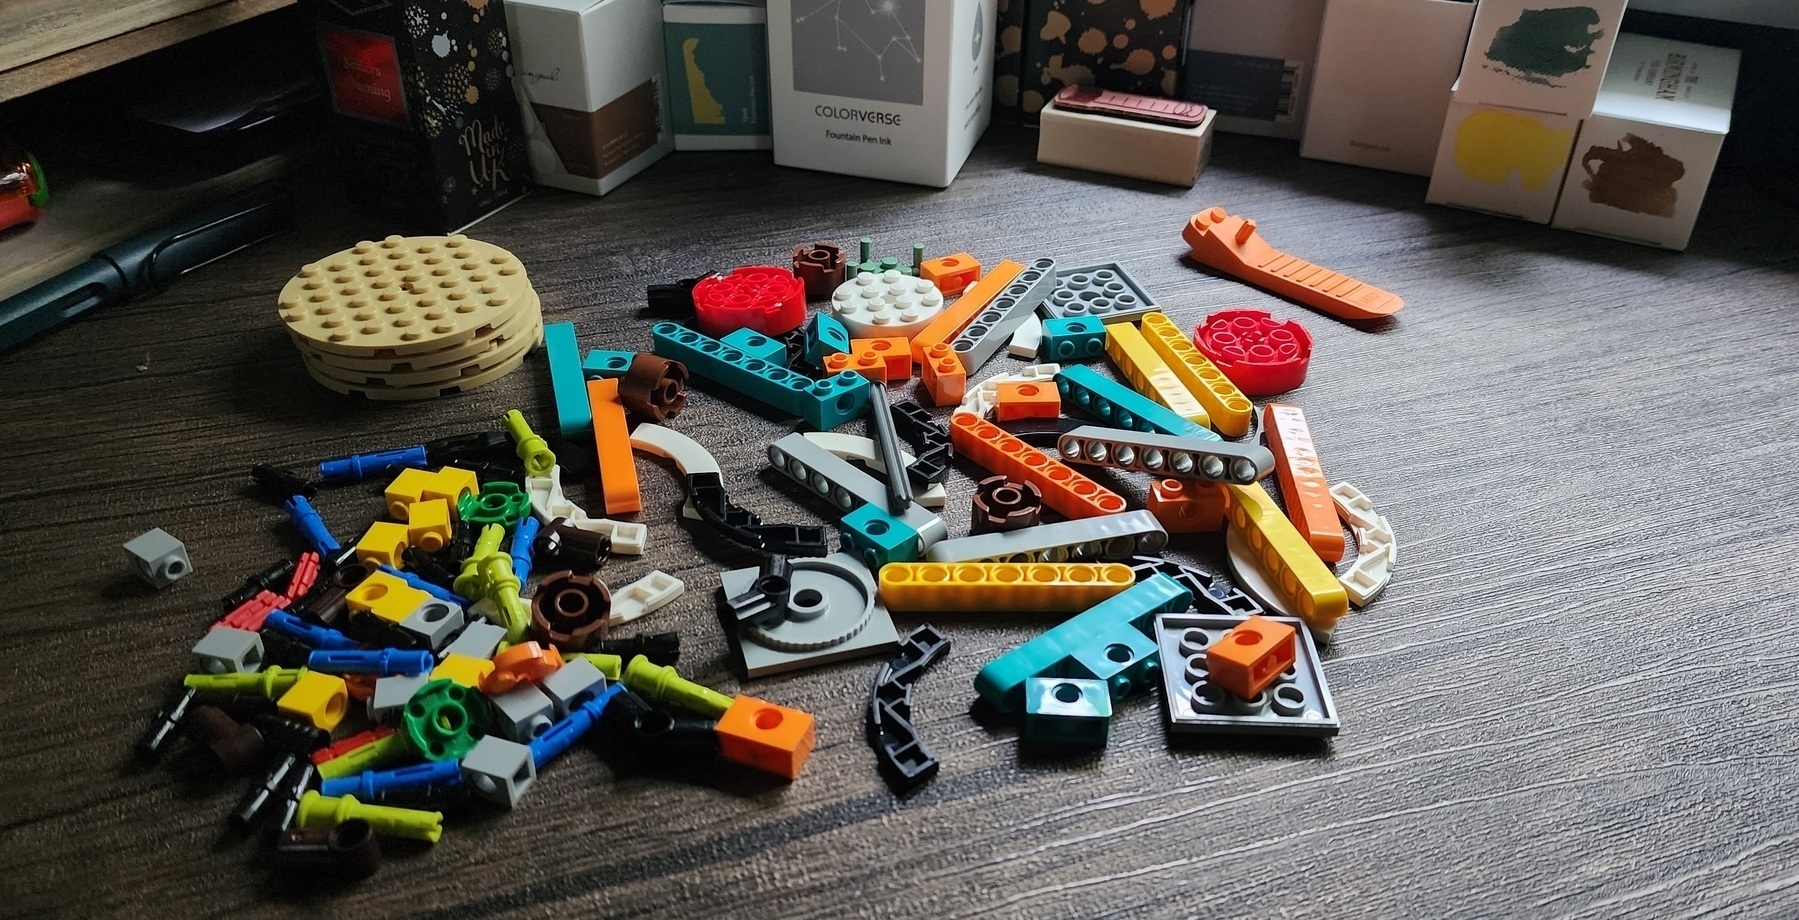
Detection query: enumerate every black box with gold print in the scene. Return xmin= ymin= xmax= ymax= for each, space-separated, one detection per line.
xmin=301 ymin=0 xmax=531 ymax=232
xmin=997 ymin=0 xmax=1191 ymax=125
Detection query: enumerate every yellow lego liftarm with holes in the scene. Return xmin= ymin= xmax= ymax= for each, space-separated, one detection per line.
xmin=878 ymin=562 xmax=1138 ymax=612
xmin=1105 ymin=322 xmax=1211 ymax=429
xmin=1140 ymin=313 xmax=1254 ymax=437
xmin=1223 ymin=482 xmax=1348 ymax=632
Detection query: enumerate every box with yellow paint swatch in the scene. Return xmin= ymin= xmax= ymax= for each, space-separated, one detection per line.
xmin=1426 ymin=87 xmax=1579 ymax=224
xmin=663 ymin=1 xmax=773 ymax=150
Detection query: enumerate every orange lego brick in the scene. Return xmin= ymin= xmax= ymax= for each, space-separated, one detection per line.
xmin=823 ymin=351 xmax=888 ymax=385
xmin=848 ymin=336 xmax=912 ymax=381
xmin=1147 ymin=478 xmax=1225 ymax=533
xmin=909 ymin=259 xmax=1025 ymax=365
xmin=919 ymin=252 xmax=982 ymax=296
xmin=585 ymin=378 xmax=642 ymax=515
xmin=714 ymin=695 xmax=816 ymax=781
xmin=993 ymin=381 xmax=1060 ymax=422
xmin=1263 ymin=403 xmax=1343 ymax=563
xmin=1206 ymin=615 xmax=1296 ymax=700
xmin=1183 ymin=206 xmax=1403 ymax=321
xmin=918 ymin=343 xmax=965 ymax=406
xmin=949 ymin=413 xmax=1127 ymax=520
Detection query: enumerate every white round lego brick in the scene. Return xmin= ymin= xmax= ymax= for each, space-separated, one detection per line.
xmin=825 ymin=270 xmax=945 ymax=340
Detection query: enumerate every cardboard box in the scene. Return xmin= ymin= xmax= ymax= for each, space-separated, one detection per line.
xmin=1012 ymin=0 xmax=1192 ymax=124
xmin=1552 ymin=34 xmax=1741 ymax=250
xmin=1300 ymin=0 xmax=1475 ymax=177
xmin=1037 ymin=101 xmax=1216 ymax=186
xmin=1181 ymin=0 xmax=1324 ymax=140
xmin=1453 ymin=0 xmax=1627 ymax=117
xmin=663 ymin=1 xmax=773 ymax=150
xmin=506 ymin=0 xmax=673 ymax=196
xmin=1426 ymin=92 xmax=1579 ymax=223
xmin=992 ymin=0 xmax=1030 ymax=122
xmin=301 ymin=0 xmax=532 ymax=231
xmin=765 ymin=0 xmax=997 ymax=187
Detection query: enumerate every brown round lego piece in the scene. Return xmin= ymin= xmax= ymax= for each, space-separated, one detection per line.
xmin=618 ymin=354 xmax=689 ymax=421
xmin=186 ymin=705 xmax=267 ymax=774
xmin=971 ymin=475 xmax=1043 ymax=534
xmin=792 ymin=242 xmax=847 ymax=300
xmin=530 ymin=570 xmax=612 ymax=651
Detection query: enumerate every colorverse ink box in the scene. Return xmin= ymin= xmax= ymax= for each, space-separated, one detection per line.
xmin=1182 ymin=0 xmax=1324 ymax=140
xmin=1453 ymin=0 xmax=1627 ymax=118
xmin=662 ymin=1 xmax=773 ymax=150
xmin=506 ymin=0 xmax=673 ymax=196
xmin=1552 ymin=34 xmax=1741 ymax=250
xmin=765 ymin=0 xmax=997 ymax=187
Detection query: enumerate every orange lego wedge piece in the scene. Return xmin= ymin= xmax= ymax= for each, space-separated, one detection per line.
xmin=1183 ymin=206 xmax=1403 ymax=321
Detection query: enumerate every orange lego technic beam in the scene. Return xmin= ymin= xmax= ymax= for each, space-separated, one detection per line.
xmin=585 ymin=378 xmax=642 ymax=515
xmin=909 ymin=259 xmax=1025 ymax=365
xmin=949 ymin=413 xmax=1127 ymax=520
xmin=1182 ymin=206 xmax=1403 ymax=321
xmin=1262 ymin=403 xmax=1343 ymax=563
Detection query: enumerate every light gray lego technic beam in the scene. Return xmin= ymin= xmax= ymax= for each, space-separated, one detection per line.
xmin=766 ymin=433 xmax=947 ymax=549
xmin=949 ymin=257 xmax=1058 ymax=374
xmin=1055 ymin=425 xmax=1276 ymax=483
xmin=924 ymin=510 xmax=1167 ymax=563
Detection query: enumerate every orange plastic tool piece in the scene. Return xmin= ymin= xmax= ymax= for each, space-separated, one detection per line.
xmin=714 ymin=695 xmax=816 ymax=781
xmin=1183 ymin=207 xmax=1403 ymax=321
xmin=1206 ymin=614 xmax=1296 ymax=699
xmin=1147 ymin=478 xmax=1225 ymax=533
xmin=848 ymin=336 xmax=912 ymax=381
xmin=918 ymin=343 xmax=965 ymax=406
xmin=910 ymin=259 xmax=1025 ymax=364
xmin=919 ymin=252 xmax=982 ymax=296
xmin=823 ymin=351 xmax=888 ymax=385
xmin=585 ymin=378 xmax=642 ymax=515
xmin=993 ymin=381 xmax=1060 ymax=422
xmin=481 ymin=641 xmax=565 ymax=695
xmin=1262 ymin=403 xmax=1343 ymax=563
xmin=949 ymin=413 xmax=1128 ymax=520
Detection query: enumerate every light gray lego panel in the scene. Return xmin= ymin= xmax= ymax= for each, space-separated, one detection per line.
xmin=124 ymin=527 xmax=192 ymax=587
xmin=1057 ymin=425 xmax=1276 ymax=483
xmin=369 ymin=674 xmax=429 ymax=722
xmin=923 ymin=510 xmax=1168 ymax=563
xmin=439 ymin=621 xmax=507 ymax=661
xmin=1154 ymin=612 xmax=1339 ymax=738
xmin=721 ymin=554 xmax=899 ymax=679
xmin=459 ymin=735 xmax=536 ymax=808
xmin=1039 ymin=263 xmax=1160 ymax=323
xmin=950 ymin=258 xmax=1059 ymax=374
xmin=766 ymin=433 xmax=946 ymax=548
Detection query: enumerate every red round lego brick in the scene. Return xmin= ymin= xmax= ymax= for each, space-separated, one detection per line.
xmin=1193 ymin=309 xmax=1312 ymax=396
xmin=690 ymin=265 xmax=808 ymax=337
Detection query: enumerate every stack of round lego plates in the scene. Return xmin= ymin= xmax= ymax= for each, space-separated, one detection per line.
xmin=277 ymin=234 xmax=543 ymax=400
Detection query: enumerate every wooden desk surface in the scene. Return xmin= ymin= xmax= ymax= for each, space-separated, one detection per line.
xmin=3 ymin=128 xmax=1796 ymax=919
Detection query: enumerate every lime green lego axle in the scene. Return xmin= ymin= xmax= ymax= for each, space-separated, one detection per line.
xmin=503 ymin=409 xmax=556 ymax=477
xmin=298 ymin=790 xmax=443 ymax=843
xmin=453 ymin=524 xmax=530 ymax=641
xmin=623 ymin=656 xmax=731 ymax=718
xmin=567 ymin=653 xmax=622 ymax=681
xmin=184 ymin=666 xmax=305 ymax=698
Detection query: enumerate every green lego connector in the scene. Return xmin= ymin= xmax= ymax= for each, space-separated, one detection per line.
xmin=622 ymin=655 xmax=732 ymax=719
xmin=184 ymin=666 xmax=305 ymax=698
xmin=568 ymin=653 xmax=623 ymax=681
xmin=453 ymin=524 xmax=507 ymax=598
xmin=503 ymin=409 xmax=556 ymax=477
xmin=297 ymin=790 xmax=443 ymax=843
xmin=314 ymin=731 xmax=410 ymax=780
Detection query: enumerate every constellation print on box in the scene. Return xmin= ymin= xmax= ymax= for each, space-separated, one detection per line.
xmin=792 ymin=0 xmax=926 ymax=106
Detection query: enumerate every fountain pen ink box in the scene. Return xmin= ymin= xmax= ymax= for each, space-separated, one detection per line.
xmin=1452 ymin=0 xmax=1627 ymax=118
xmin=662 ymin=1 xmax=772 ymax=150
xmin=1010 ymin=0 xmax=1191 ymax=125
xmin=302 ymin=0 xmax=531 ymax=231
xmin=506 ymin=0 xmax=674 ymax=196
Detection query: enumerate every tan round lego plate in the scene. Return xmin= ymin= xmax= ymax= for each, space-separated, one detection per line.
xmin=278 ymin=235 xmax=535 ymax=358
xmin=297 ymin=296 xmax=542 ymax=383
xmin=300 ymin=335 xmax=535 ymax=401
xmin=290 ymin=290 xmax=541 ymax=373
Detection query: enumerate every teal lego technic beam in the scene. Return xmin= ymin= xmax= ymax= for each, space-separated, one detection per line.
xmin=544 ymin=323 xmax=591 ymax=440
xmin=1055 ymin=365 xmax=1218 ymax=441
xmin=650 ymin=322 xmax=871 ymax=431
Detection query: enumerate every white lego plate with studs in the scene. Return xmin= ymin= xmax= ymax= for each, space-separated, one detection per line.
xmin=826 ymin=270 xmax=945 ymax=339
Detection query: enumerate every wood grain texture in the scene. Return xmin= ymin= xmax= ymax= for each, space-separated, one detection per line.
xmin=2 ymin=128 xmax=1796 ymax=919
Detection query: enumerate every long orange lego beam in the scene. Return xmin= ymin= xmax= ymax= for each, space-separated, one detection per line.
xmin=909 ymin=259 xmax=1025 ymax=365
xmin=1262 ymin=403 xmax=1342 ymax=563
xmin=586 ymin=378 xmax=641 ymax=515
xmin=1183 ymin=206 xmax=1403 ymax=321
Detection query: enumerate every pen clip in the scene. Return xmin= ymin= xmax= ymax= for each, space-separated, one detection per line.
xmin=143 ymin=194 xmax=290 ymax=291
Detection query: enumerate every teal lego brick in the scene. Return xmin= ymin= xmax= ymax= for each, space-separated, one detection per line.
xmin=804 ymin=312 xmax=852 ymax=367
xmin=545 ymin=323 xmax=591 ymax=441
xmin=1023 ymin=677 xmax=1112 ymax=746
xmin=973 ymin=573 xmax=1192 ymax=713
xmin=1055 ymin=366 xmax=1218 ymax=441
xmin=1040 ymin=317 xmax=1107 ymax=362
xmin=650 ymin=322 xmax=871 ymax=430
xmin=721 ymin=328 xmax=787 ymax=364
xmin=582 ymin=350 xmax=634 ymax=379
xmin=839 ymin=504 xmax=921 ymax=569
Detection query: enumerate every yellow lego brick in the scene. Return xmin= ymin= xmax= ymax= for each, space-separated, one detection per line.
xmin=406 ymin=499 xmax=453 ymax=553
xmin=1223 ymin=482 xmax=1349 ymax=633
xmin=431 ymin=653 xmax=495 ymax=688
xmin=1140 ymin=313 xmax=1254 ymax=437
xmin=1105 ymin=322 xmax=1210 ymax=428
xmin=346 ymin=570 xmax=433 ymax=623
xmin=385 ymin=467 xmax=440 ymax=520
xmin=878 ymin=562 xmax=1137 ymax=613
xmin=277 ymin=670 xmax=350 ymax=730
xmin=355 ymin=520 xmax=411 ymax=568
xmin=421 ymin=466 xmax=479 ymax=506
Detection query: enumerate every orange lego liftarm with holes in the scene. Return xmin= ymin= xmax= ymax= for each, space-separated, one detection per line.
xmin=919 ymin=253 xmax=982 ymax=296
xmin=715 ymin=695 xmax=816 ymax=780
xmin=949 ymin=413 xmax=1127 ymax=520
xmin=1207 ymin=615 xmax=1297 ymax=699
xmin=993 ymin=381 xmax=1061 ymax=422
xmin=1263 ymin=403 xmax=1343 ymax=563
xmin=909 ymin=259 xmax=1025 ymax=364
xmin=586 ymin=378 xmax=642 ymax=515
xmin=918 ymin=343 xmax=965 ymax=405
xmin=1183 ymin=207 xmax=1403 ymax=321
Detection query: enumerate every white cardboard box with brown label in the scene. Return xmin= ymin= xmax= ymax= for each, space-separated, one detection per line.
xmin=1037 ymin=101 xmax=1217 ymax=187
xmin=1182 ymin=0 xmax=1324 ymax=140
xmin=764 ymin=0 xmax=997 ymax=187
xmin=1551 ymin=34 xmax=1740 ymax=250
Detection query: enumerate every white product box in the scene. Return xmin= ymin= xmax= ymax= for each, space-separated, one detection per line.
xmin=507 ymin=0 xmax=674 ymax=196
xmin=1453 ymin=0 xmax=1628 ymax=117
xmin=1181 ymin=0 xmax=1325 ymax=140
xmin=764 ymin=0 xmax=997 ymax=187
xmin=1037 ymin=102 xmax=1217 ymax=187
xmin=1552 ymin=34 xmax=1740 ymax=250
xmin=1300 ymin=0 xmax=1476 ymax=176
xmin=1426 ymin=91 xmax=1579 ymax=223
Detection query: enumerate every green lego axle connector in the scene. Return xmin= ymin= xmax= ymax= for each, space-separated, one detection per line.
xmin=315 ymin=731 xmax=410 ymax=780
xmin=298 ymin=790 xmax=443 ymax=843
xmin=503 ymin=409 xmax=556 ymax=477
xmin=184 ymin=666 xmax=305 ymax=698
xmin=622 ymin=655 xmax=732 ymax=719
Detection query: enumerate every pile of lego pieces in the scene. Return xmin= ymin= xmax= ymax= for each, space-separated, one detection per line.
xmin=131 ymin=213 xmax=1401 ymax=875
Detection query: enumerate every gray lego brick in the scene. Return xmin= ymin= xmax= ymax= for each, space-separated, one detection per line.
xmin=923 ymin=510 xmax=1168 ymax=563
xmin=398 ymin=598 xmax=466 ymax=651
xmin=766 ymin=433 xmax=946 ymax=549
xmin=539 ymin=657 xmax=608 ymax=718
xmin=489 ymin=682 xmax=556 ymax=743
xmin=1057 ymin=425 xmax=1276 ymax=483
xmin=949 ymin=257 xmax=1058 ymax=374
xmin=124 ymin=527 xmax=192 ymax=588
xmin=459 ymin=735 xmax=536 ymax=808
xmin=1154 ymin=612 xmax=1339 ymax=738
xmin=720 ymin=553 xmax=899 ymax=679
xmin=1038 ymin=263 xmax=1160 ymax=323
xmin=191 ymin=627 xmax=264 ymax=674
